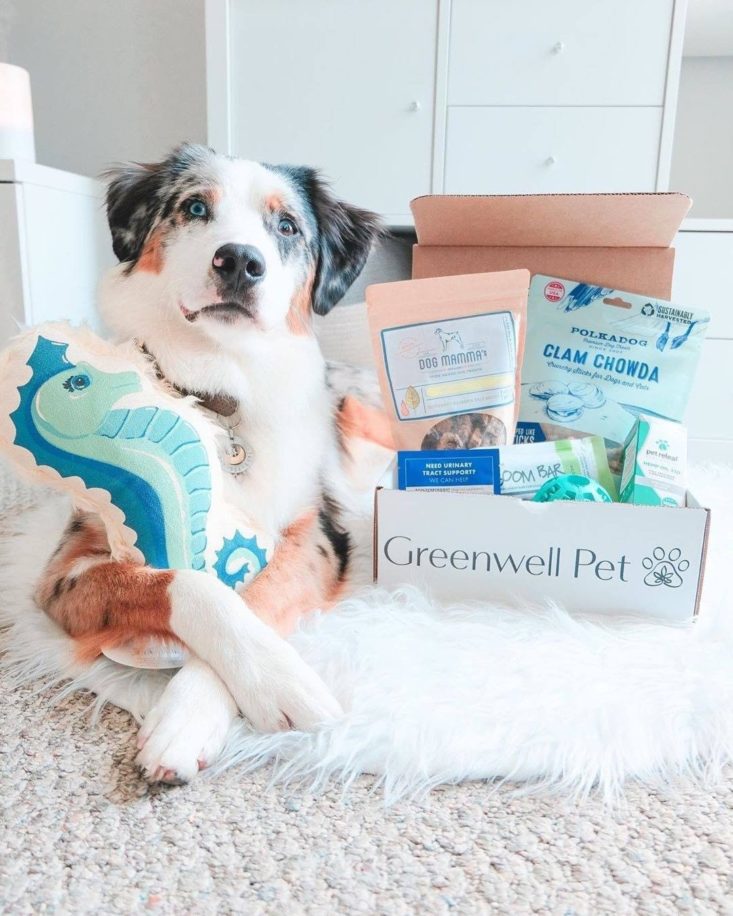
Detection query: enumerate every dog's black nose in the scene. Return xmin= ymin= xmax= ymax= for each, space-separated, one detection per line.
xmin=212 ymin=244 xmax=266 ymax=287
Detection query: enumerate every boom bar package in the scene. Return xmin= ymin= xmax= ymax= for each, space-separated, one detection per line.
xmin=366 ymin=270 xmax=529 ymax=451
xmin=499 ymin=436 xmax=617 ymax=500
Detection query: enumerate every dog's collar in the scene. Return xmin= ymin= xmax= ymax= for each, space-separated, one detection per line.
xmin=135 ymin=340 xmax=239 ymax=417
xmin=135 ymin=340 xmax=253 ymax=475
xmin=188 ymin=390 xmax=239 ymax=418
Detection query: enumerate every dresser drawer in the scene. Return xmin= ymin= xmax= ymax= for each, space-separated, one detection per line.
xmin=448 ymin=0 xmax=674 ymax=107
xmin=673 ymin=230 xmax=733 ymax=339
xmin=444 ymin=107 xmax=662 ymax=194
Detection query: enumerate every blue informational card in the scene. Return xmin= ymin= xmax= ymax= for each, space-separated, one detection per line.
xmin=397 ymin=449 xmax=501 ymax=494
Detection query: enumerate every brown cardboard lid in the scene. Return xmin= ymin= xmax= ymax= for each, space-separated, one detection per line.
xmin=411 ymin=193 xmax=691 ymax=248
xmin=410 ymin=244 xmax=676 ymax=298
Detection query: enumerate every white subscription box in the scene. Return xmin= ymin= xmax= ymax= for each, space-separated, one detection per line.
xmin=374 ymin=489 xmax=710 ymax=623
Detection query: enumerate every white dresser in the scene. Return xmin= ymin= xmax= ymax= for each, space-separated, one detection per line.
xmin=208 ymin=0 xmax=687 ymax=224
xmin=0 ymin=160 xmax=114 ymax=346
xmin=439 ymin=0 xmax=682 ymax=197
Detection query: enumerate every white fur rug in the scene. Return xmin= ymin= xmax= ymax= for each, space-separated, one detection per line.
xmin=1 ymin=462 xmax=732 ymax=801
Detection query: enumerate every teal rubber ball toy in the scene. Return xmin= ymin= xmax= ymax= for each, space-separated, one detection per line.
xmin=532 ymin=474 xmax=613 ymax=503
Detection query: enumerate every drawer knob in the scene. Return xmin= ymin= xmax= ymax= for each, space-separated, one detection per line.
xmin=552 ymin=41 xmax=565 ymax=54
xmin=545 ymin=155 xmax=558 ymax=166
xmin=408 ymin=100 xmax=421 ymax=112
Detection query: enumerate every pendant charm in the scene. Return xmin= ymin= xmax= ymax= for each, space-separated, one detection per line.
xmin=222 ymin=431 xmax=253 ymax=475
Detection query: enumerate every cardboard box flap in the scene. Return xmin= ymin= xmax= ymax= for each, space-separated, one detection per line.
xmin=411 ymin=193 xmax=691 ymax=249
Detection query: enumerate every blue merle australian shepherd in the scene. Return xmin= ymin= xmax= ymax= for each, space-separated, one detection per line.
xmin=22 ymin=143 xmax=394 ymax=783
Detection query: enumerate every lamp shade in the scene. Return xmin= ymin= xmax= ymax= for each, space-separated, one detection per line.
xmin=0 ymin=63 xmax=36 ymax=162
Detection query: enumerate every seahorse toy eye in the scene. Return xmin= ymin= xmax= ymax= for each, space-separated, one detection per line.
xmin=0 ymin=323 xmax=273 ymax=667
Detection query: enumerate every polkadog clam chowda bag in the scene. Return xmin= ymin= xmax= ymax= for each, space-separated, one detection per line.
xmin=516 ymin=274 xmax=710 ymax=464
xmin=0 ymin=323 xmax=273 ymax=667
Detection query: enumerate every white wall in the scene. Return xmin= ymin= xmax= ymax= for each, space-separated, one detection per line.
xmin=670 ymin=56 xmax=733 ymax=217
xmin=684 ymin=0 xmax=733 ymax=56
xmin=4 ymin=0 xmax=207 ymax=178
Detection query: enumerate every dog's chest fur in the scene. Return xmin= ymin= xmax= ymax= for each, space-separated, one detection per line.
xmin=149 ymin=328 xmax=335 ymax=537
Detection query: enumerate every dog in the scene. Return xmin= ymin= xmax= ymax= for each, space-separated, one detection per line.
xmin=23 ymin=143 xmax=391 ymax=784
xmin=434 ymin=327 xmax=463 ymax=352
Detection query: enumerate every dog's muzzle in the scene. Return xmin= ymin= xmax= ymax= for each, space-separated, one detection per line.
xmin=179 ymin=243 xmax=267 ymax=323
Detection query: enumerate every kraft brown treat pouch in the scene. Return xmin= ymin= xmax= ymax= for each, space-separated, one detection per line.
xmin=366 ymin=270 xmax=529 ymax=451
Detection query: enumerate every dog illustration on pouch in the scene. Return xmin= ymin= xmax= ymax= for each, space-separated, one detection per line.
xmin=434 ymin=327 xmax=464 ymax=352
xmin=16 ymin=143 xmax=391 ymax=784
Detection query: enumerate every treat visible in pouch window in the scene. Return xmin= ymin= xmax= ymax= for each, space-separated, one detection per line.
xmin=366 ymin=270 xmax=529 ymax=451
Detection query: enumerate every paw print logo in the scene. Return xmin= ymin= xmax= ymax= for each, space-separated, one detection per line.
xmin=642 ymin=547 xmax=689 ymax=588
xmin=656 ymin=439 xmax=669 ymax=452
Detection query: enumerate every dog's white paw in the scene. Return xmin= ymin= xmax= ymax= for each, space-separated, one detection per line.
xmin=167 ymin=572 xmax=344 ymax=735
xmin=135 ymin=659 xmax=237 ymax=785
xmin=136 ymin=700 xmax=230 ymax=785
xmin=235 ymin=641 xmax=344 ymax=733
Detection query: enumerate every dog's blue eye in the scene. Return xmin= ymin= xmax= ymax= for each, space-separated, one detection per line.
xmin=278 ymin=217 xmax=298 ymax=236
xmin=63 ymin=373 xmax=91 ymax=392
xmin=186 ymin=199 xmax=208 ymax=219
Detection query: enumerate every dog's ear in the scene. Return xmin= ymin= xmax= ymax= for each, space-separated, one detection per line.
xmin=103 ymin=162 xmax=165 ymax=263
xmin=309 ymin=174 xmax=384 ymax=315
xmin=103 ymin=143 xmax=212 ymax=264
xmin=275 ymin=167 xmax=384 ymax=316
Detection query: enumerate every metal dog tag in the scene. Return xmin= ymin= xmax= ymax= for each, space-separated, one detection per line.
xmin=222 ymin=431 xmax=254 ymax=475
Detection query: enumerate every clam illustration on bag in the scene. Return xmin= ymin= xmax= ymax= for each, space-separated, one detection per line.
xmin=0 ymin=324 xmax=272 ymax=592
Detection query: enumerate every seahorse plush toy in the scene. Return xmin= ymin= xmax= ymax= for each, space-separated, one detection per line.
xmin=0 ymin=323 xmax=273 ymax=662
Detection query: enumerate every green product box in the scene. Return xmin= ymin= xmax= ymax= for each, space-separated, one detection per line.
xmin=619 ymin=415 xmax=687 ymax=507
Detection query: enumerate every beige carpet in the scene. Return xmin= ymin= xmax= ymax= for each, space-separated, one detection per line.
xmin=1 ymin=669 xmax=732 ymax=914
